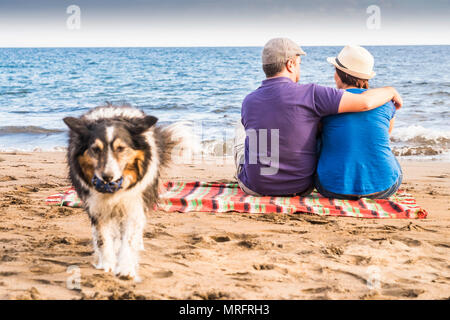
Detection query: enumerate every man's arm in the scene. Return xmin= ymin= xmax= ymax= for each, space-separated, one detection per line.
xmin=338 ymin=87 xmax=403 ymax=113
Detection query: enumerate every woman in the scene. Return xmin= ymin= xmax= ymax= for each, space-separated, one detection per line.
xmin=315 ymin=45 xmax=402 ymax=199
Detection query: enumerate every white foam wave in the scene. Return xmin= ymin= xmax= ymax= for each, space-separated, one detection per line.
xmin=0 ymin=146 xmax=67 ymax=152
xmin=391 ymin=125 xmax=450 ymax=144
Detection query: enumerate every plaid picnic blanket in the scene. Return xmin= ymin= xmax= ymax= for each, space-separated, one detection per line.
xmin=46 ymin=187 xmax=82 ymax=208
xmin=158 ymin=182 xmax=427 ymax=219
xmin=46 ymin=181 xmax=428 ymax=219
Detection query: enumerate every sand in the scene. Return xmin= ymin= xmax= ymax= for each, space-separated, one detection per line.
xmin=0 ymin=152 xmax=448 ymax=300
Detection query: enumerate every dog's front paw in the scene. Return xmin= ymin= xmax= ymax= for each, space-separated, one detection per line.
xmin=118 ymin=273 xmax=142 ymax=283
xmin=114 ymin=263 xmax=139 ymax=281
xmin=94 ymin=261 xmax=115 ymax=273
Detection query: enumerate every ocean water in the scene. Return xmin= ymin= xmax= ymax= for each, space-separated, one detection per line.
xmin=0 ymin=46 xmax=449 ymax=159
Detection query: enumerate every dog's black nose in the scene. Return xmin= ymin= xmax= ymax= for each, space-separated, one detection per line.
xmin=102 ymin=173 xmax=114 ymax=183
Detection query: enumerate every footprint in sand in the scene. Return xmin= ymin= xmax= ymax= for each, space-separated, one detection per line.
xmin=29 ymin=264 xmax=64 ymax=274
xmin=152 ymin=270 xmax=173 ymax=278
xmin=302 ymin=286 xmax=332 ymax=294
xmin=33 ymin=279 xmax=53 ymax=285
xmin=4 ymin=195 xmax=31 ymax=205
xmin=297 ymin=215 xmax=334 ymax=225
xmin=253 ymin=263 xmax=275 ymax=270
xmin=0 ymin=271 xmax=18 ymax=277
xmin=190 ymin=290 xmax=231 ymax=300
xmin=427 ymin=174 xmax=448 ymax=179
xmin=187 ymin=235 xmax=205 ymax=245
xmin=15 ymin=287 xmax=40 ymax=300
xmin=1 ymin=255 xmax=16 ymax=262
xmin=382 ymin=288 xmax=425 ymax=298
xmin=431 ymin=242 xmax=450 ymax=248
xmin=144 ymin=229 xmax=173 ymax=239
xmin=39 ymin=258 xmax=72 ymax=267
xmin=321 ymin=245 xmax=344 ymax=256
xmin=400 ymin=222 xmax=437 ymax=232
xmin=14 ymin=185 xmax=40 ymax=193
xmin=333 ymin=269 xmax=367 ymax=285
xmin=394 ymin=237 xmax=422 ymax=247
xmin=106 ymin=291 xmax=147 ymax=300
xmin=211 ymin=235 xmax=231 ymax=242
xmin=237 ymin=239 xmax=260 ymax=249
xmin=168 ymin=249 xmax=200 ymax=260
xmin=348 ymin=255 xmax=372 ymax=266
xmin=0 ymin=175 xmax=17 ymax=182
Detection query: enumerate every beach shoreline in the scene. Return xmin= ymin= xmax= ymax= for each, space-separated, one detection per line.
xmin=0 ymin=152 xmax=448 ymax=299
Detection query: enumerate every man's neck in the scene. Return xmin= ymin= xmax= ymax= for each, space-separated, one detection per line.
xmin=266 ymin=72 xmax=296 ymax=83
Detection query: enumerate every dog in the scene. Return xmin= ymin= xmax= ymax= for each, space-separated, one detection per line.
xmin=63 ymin=104 xmax=193 ymax=281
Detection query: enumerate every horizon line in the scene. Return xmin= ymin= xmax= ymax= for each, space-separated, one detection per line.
xmin=1 ymin=44 xmax=449 ymax=49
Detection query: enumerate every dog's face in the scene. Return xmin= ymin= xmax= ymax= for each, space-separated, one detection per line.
xmin=63 ymin=116 xmax=157 ymax=191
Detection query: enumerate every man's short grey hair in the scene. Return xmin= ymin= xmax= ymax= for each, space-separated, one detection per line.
xmin=262 ymin=61 xmax=286 ymax=78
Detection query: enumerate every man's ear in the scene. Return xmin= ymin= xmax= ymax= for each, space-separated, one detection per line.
xmin=286 ymin=59 xmax=295 ymax=73
xmin=63 ymin=117 xmax=90 ymax=136
xmin=128 ymin=115 xmax=158 ymax=135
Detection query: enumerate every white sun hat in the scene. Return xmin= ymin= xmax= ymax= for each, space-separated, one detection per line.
xmin=327 ymin=45 xmax=376 ymax=80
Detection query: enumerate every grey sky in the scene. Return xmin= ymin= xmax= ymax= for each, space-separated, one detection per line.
xmin=0 ymin=0 xmax=448 ymax=46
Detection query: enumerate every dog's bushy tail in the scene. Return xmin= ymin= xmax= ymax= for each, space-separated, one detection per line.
xmin=158 ymin=121 xmax=201 ymax=167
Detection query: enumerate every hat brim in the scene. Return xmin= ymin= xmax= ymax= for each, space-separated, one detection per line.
xmin=327 ymin=57 xmax=375 ymax=80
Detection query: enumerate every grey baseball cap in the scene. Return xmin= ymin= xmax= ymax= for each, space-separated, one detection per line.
xmin=262 ymin=38 xmax=306 ymax=65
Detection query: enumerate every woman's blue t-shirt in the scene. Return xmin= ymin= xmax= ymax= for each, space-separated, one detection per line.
xmin=317 ymin=88 xmax=401 ymax=195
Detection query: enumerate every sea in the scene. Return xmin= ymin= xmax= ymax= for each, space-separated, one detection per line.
xmin=0 ymin=46 xmax=449 ymax=160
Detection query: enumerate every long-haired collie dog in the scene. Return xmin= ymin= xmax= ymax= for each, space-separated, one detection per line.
xmin=63 ymin=104 xmax=192 ymax=281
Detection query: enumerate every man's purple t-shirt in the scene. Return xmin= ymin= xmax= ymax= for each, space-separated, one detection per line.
xmin=238 ymin=77 xmax=344 ymax=196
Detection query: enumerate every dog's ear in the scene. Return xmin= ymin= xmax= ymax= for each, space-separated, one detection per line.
xmin=63 ymin=117 xmax=90 ymax=136
xmin=128 ymin=116 xmax=158 ymax=135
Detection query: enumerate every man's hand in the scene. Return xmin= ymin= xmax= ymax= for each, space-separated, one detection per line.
xmin=392 ymin=88 xmax=403 ymax=110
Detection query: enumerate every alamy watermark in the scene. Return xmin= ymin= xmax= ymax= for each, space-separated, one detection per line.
xmin=66 ymin=265 xmax=81 ymax=290
xmin=366 ymin=5 xmax=381 ymax=30
xmin=366 ymin=265 xmax=382 ymax=291
xmin=66 ymin=5 xmax=81 ymax=30
xmin=170 ymin=121 xmax=281 ymax=176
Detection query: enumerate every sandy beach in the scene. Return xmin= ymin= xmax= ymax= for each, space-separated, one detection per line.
xmin=0 ymin=151 xmax=448 ymax=300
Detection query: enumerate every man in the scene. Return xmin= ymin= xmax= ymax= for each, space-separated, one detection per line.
xmin=234 ymin=38 xmax=403 ymax=196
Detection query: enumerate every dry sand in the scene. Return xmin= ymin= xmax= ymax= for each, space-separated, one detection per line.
xmin=0 ymin=152 xmax=448 ymax=300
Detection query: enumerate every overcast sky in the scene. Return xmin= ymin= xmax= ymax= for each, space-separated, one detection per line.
xmin=0 ymin=0 xmax=448 ymax=47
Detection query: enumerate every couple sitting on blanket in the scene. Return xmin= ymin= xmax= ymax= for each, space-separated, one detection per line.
xmin=234 ymin=38 xmax=403 ymax=200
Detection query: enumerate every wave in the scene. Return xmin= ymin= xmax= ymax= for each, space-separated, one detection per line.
xmin=9 ymin=110 xmax=42 ymax=114
xmin=1 ymin=124 xmax=449 ymax=159
xmin=2 ymin=144 xmax=448 ymax=160
xmin=1 ymin=140 xmax=448 ymax=159
xmin=0 ymin=89 xmax=34 ymax=96
xmin=0 ymin=126 xmax=65 ymax=135
xmin=426 ymin=91 xmax=450 ymax=97
xmin=211 ymin=106 xmax=234 ymax=113
xmin=202 ymin=139 xmax=233 ymax=156
xmin=200 ymin=140 xmax=449 ymax=158
xmin=137 ymin=103 xmax=191 ymax=111
xmin=0 ymin=146 xmax=67 ymax=152
xmin=392 ymin=146 xmax=445 ymax=156
xmin=391 ymin=125 xmax=450 ymax=145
